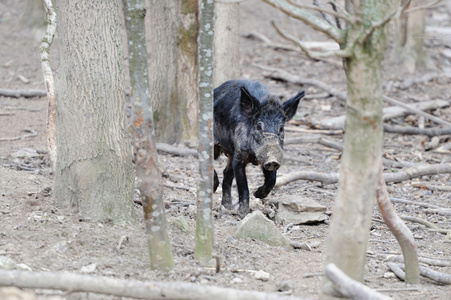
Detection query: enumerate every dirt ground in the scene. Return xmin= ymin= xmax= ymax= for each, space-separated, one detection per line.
xmin=1 ymin=0 xmax=450 ymax=299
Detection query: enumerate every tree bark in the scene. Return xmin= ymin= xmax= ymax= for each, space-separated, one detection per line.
xmin=54 ymin=0 xmax=135 ymax=223
xmin=123 ymin=0 xmax=174 ymax=271
xmin=194 ymin=0 xmax=215 ymax=264
xmin=146 ymin=0 xmax=199 ymax=144
xmin=213 ymin=0 xmax=241 ymax=87
xmin=322 ymin=1 xmax=392 ymax=297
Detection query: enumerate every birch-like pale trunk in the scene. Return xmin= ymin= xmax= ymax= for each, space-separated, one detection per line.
xmin=213 ymin=0 xmax=240 ymax=87
xmin=122 ymin=0 xmax=174 ymax=271
xmin=146 ymin=0 xmax=199 ymax=144
xmin=194 ymin=0 xmax=215 ymax=264
xmin=54 ymin=0 xmax=135 ymax=223
xmin=40 ymin=0 xmax=57 ymax=170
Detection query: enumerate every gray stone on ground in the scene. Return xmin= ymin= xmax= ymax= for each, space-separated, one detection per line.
xmin=234 ymin=211 xmax=290 ymax=246
xmin=276 ymin=195 xmax=327 ymax=225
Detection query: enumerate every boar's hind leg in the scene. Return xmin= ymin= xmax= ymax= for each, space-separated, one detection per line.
xmin=221 ymin=155 xmax=234 ymax=210
xmin=254 ymin=169 xmax=277 ymax=199
xmin=233 ymin=155 xmax=250 ymax=217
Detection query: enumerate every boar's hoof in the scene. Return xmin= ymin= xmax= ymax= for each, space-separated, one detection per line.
xmin=238 ymin=205 xmax=250 ymax=218
xmin=254 ymin=186 xmax=270 ymax=199
xmin=263 ymin=161 xmax=280 ymax=171
xmin=221 ymin=197 xmax=233 ymax=210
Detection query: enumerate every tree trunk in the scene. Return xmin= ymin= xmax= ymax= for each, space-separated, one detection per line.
xmin=213 ymin=0 xmax=241 ymax=87
xmin=194 ymin=0 xmax=215 ymax=264
xmin=54 ymin=0 xmax=135 ymax=223
xmin=395 ymin=0 xmax=434 ymax=72
xmin=123 ymin=0 xmax=174 ymax=271
xmin=146 ymin=0 xmax=198 ymax=144
xmin=322 ymin=0 xmax=391 ymax=297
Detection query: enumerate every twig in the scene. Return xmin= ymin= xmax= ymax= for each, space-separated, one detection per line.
xmin=389 ymin=262 xmax=451 ymax=284
xmin=261 ymin=0 xmax=344 ymax=43
xmin=383 ymin=125 xmax=451 ymax=137
xmin=411 ymin=182 xmax=451 ymax=192
xmin=271 ymin=21 xmax=351 ymax=59
xmin=404 ymin=0 xmax=444 ymax=14
xmin=388 ymin=255 xmax=451 ymax=267
xmin=0 ymin=130 xmax=37 ymax=142
xmin=400 ymin=215 xmax=446 ymax=232
xmin=289 ymin=0 xmax=351 ymax=23
xmin=0 ymin=269 xmax=307 ymax=300
xmin=164 ymin=181 xmax=196 ymax=193
xmin=390 ymin=197 xmax=440 ymax=209
xmin=423 ymin=208 xmax=451 ymax=216
xmin=324 ymin=264 xmax=394 ymax=300
xmin=383 ymin=95 xmax=451 ymax=127
xmin=0 ymin=88 xmax=47 ymax=98
xmin=253 ymin=63 xmax=347 ymax=101
xmin=156 ymin=143 xmax=198 ymax=157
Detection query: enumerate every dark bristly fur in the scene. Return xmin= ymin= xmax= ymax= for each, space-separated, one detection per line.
xmin=213 ymin=80 xmax=305 ymax=217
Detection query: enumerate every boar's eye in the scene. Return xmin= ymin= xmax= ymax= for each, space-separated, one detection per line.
xmin=278 ymin=125 xmax=284 ymax=135
xmin=256 ymin=121 xmax=264 ymax=132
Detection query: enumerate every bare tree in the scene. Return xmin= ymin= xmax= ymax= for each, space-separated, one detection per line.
xmin=146 ymin=0 xmax=199 ymax=144
xmin=122 ymin=0 xmax=174 ymax=271
xmin=213 ymin=0 xmax=241 ymax=87
xmin=261 ymin=0 xmax=420 ymax=295
xmin=194 ymin=0 xmax=215 ymax=264
xmin=54 ymin=0 xmax=135 ymax=223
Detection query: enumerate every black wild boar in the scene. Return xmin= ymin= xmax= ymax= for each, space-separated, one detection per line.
xmin=213 ymin=80 xmax=304 ymax=217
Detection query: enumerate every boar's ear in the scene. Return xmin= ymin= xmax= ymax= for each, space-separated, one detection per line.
xmin=283 ymin=90 xmax=304 ymax=121
xmin=240 ymin=87 xmax=260 ymax=116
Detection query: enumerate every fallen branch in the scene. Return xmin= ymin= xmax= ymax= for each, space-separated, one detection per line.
xmin=401 ymin=215 xmax=449 ymax=234
xmin=390 ymin=197 xmax=440 ymax=209
xmin=324 ymin=264 xmax=393 ymax=300
xmin=388 ymin=255 xmax=451 ymax=267
xmin=387 ymin=262 xmax=451 ymax=284
xmin=0 ymin=129 xmax=37 ymax=142
xmin=383 ymin=125 xmax=451 ymax=137
xmin=276 ymin=163 xmax=451 ymax=187
xmin=424 ymin=208 xmax=451 ymax=216
xmin=411 ymin=182 xmax=451 ymax=192
xmin=156 ymin=143 xmax=198 ymax=157
xmin=0 ymin=88 xmax=47 ymax=98
xmin=399 ymin=72 xmax=440 ymax=90
xmin=0 ymin=269 xmax=307 ymax=300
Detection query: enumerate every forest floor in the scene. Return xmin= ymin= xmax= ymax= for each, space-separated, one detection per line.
xmin=0 ymin=0 xmax=450 ymax=299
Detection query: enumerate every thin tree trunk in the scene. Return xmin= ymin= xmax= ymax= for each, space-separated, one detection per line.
xmin=39 ymin=0 xmax=57 ymax=170
xmin=54 ymin=0 xmax=135 ymax=223
xmin=194 ymin=0 xmax=215 ymax=264
xmin=322 ymin=1 xmax=392 ymax=297
xmin=146 ymin=0 xmax=198 ymax=144
xmin=213 ymin=0 xmax=240 ymax=87
xmin=122 ymin=0 xmax=174 ymax=271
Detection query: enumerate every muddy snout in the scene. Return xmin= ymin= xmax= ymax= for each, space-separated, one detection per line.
xmin=258 ymin=141 xmax=284 ymax=171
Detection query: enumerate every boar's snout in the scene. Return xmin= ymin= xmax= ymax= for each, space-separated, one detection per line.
xmin=257 ymin=140 xmax=284 ymax=172
xmin=264 ymin=159 xmax=280 ymax=171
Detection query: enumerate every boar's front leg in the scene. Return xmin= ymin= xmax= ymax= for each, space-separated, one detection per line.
xmin=221 ymin=155 xmax=234 ymax=210
xmin=233 ymin=153 xmax=250 ymax=217
xmin=254 ymin=169 xmax=277 ymax=199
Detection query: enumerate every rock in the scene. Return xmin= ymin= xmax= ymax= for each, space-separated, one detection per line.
xmin=171 ymin=216 xmax=192 ymax=233
xmin=80 ymin=263 xmax=97 ymax=273
xmin=276 ymin=196 xmax=327 ymax=225
xmin=0 ymin=256 xmax=32 ymax=271
xmin=230 ymin=277 xmax=243 ymax=284
xmin=253 ymin=270 xmax=270 ymax=281
xmin=234 ymin=211 xmax=290 ymax=246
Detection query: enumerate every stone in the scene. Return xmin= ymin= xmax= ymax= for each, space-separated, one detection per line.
xmin=276 ymin=196 xmax=327 ymax=225
xmin=234 ymin=211 xmax=290 ymax=247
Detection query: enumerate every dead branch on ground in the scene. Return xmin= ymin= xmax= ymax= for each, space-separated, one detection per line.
xmin=411 ymin=182 xmax=451 ymax=192
xmin=0 ymin=129 xmax=37 ymax=142
xmin=0 ymin=88 xmax=47 ymax=98
xmin=324 ymin=264 xmax=394 ymax=300
xmin=0 ymin=269 xmax=307 ymax=300
xmin=156 ymin=143 xmax=198 ymax=157
xmin=387 ymin=262 xmax=451 ymax=284
xmin=376 ymin=167 xmax=420 ymax=283
xmin=401 ymin=215 xmax=449 ymax=234
xmin=424 ymin=208 xmax=451 ymax=216
xmin=390 ymin=197 xmax=440 ymax=209
xmin=277 ymin=163 xmax=451 ymax=187
xmin=383 ymin=125 xmax=451 ymax=136
xmin=388 ymin=255 xmax=451 ymax=267
xmin=399 ymin=72 xmax=440 ymax=90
